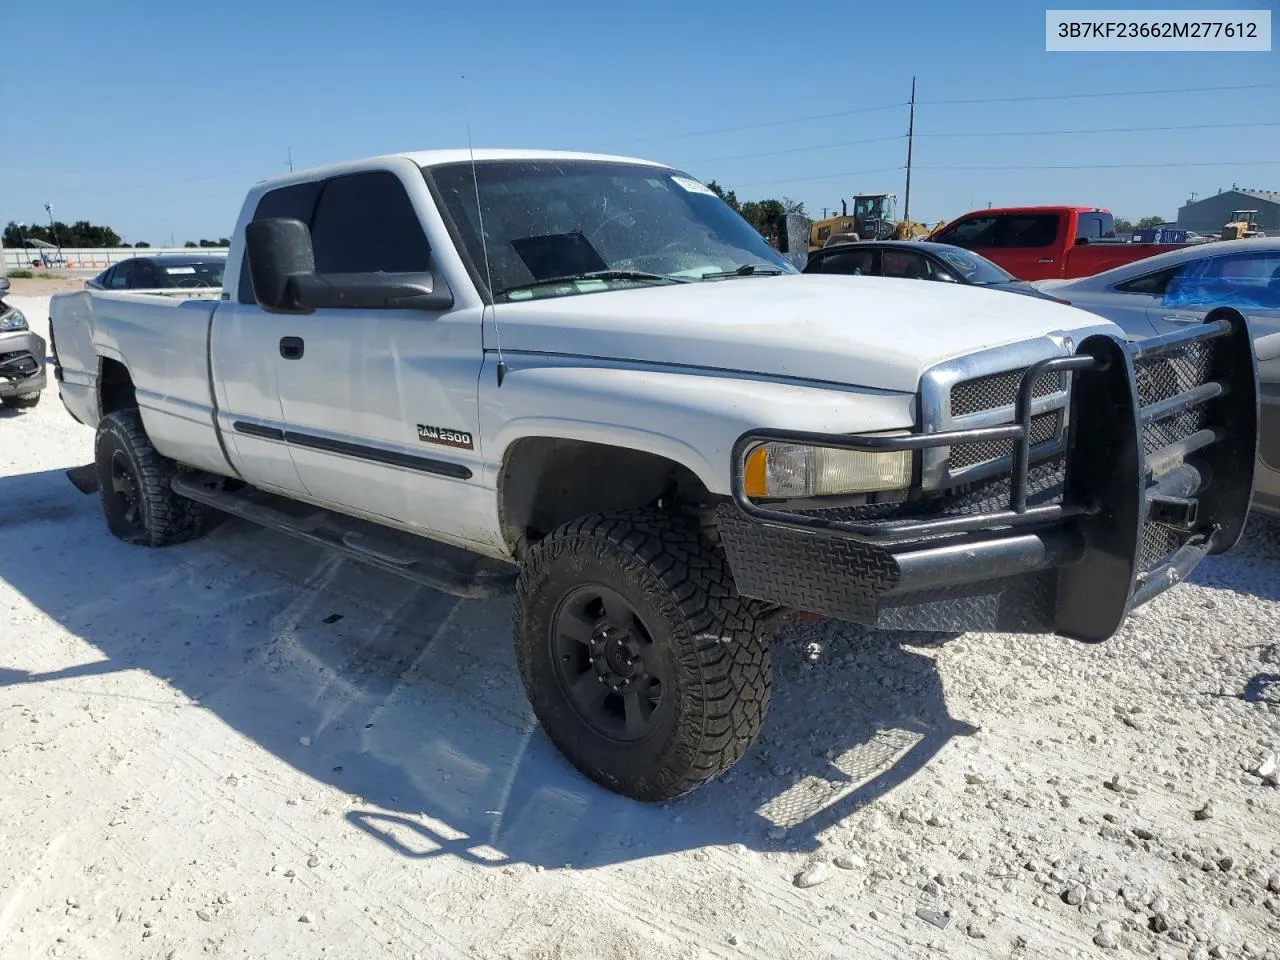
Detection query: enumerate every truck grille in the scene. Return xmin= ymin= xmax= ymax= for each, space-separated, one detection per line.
xmin=949 ymin=411 xmax=1061 ymax=469
xmin=950 ymin=368 xmax=1063 ymax=416
xmin=0 ymin=351 xmax=39 ymax=379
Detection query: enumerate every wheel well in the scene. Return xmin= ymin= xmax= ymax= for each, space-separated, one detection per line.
xmin=98 ymin=358 xmax=137 ymax=416
xmin=498 ymin=438 xmax=715 ymax=557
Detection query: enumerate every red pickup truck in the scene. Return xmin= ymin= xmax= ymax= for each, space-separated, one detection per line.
xmin=927 ymin=206 xmax=1188 ymax=281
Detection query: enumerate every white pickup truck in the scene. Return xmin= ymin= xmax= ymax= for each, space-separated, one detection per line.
xmin=48 ymin=149 xmax=1261 ymax=802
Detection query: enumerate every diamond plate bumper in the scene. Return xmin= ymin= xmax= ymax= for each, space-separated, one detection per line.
xmin=718 ymin=311 xmax=1259 ymax=642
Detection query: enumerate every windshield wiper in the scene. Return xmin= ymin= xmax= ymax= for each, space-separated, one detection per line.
xmin=699 ymin=264 xmax=787 ymax=280
xmin=500 ymin=270 xmax=689 ymax=295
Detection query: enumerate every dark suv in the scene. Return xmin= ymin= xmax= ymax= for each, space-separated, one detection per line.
xmin=0 ymin=276 xmax=45 ymax=410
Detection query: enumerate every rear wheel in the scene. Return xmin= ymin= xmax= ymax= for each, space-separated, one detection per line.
xmin=513 ymin=509 xmax=771 ymax=801
xmin=94 ymin=409 xmax=210 ymax=546
xmin=1 ymin=392 xmax=40 ymax=409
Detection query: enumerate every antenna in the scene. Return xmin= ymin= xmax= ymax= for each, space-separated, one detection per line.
xmin=463 ymin=74 xmax=506 ymax=387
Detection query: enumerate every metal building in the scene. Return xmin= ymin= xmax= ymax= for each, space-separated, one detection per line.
xmin=1175 ymin=187 xmax=1280 ymax=234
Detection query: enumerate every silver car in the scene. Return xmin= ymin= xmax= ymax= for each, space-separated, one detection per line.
xmin=1035 ymin=238 xmax=1280 ymax=518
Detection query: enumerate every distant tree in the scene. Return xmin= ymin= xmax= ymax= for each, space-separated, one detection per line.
xmin=184 ymin=241 xmax=198 ymax=248
xmin=119 ymin=242 xmax=133 ymax=248
xmin=706 ymin=180 xmax=741 ymax=213
xmin=4 ymin=218 xmax=120 ymax=248
xmin=1114 ymin=218 xmax=1133 ymax=234
xmin=1135 ymin=216 xmax=1166 ymax=230
xmin=739 ymin=199 xmax=785 ymax=235
xmin=135 ymin=241 xmax=151 ymax=248
xmin=703 ymin=182 xmax=808 ymax=237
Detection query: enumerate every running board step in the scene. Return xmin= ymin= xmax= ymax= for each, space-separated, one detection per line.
xmin=170 ymin=473 xmax=516 ymax=600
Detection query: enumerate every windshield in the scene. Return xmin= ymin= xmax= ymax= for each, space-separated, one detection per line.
xmin=424 ymin=159 xmax=797 ymax=302
xmin=933 ymin=247 xmax=1017 ymax=285
xmin=158 ymin=259 xmax=225 ymax=287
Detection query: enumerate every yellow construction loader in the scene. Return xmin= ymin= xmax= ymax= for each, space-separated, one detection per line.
xmin=808 ymin=193 xmax=935 ymax=251
xmin=1221 ymin=210 xmax=1264 ymax=241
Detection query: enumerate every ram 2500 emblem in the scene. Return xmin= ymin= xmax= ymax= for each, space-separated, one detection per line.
xmin=417 ymin=424 xmax=474 ymax=450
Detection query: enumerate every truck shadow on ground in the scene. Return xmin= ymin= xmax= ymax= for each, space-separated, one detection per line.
xmin=4 ymin=467 xmax=1271 ymax=870
xmin=1187 ymin=511 xmax=1280 ymax=602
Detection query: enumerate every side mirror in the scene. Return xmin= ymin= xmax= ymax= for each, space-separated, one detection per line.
xmin=774 ymin=212 xmax=812 ymax=270
xmin=245 ymin=217 xmax=455 ymax=314
xmin=246 ymin=218 xmax=315 ymax=314
xmin=1075 ymin=236 xmax=1089 ymax=246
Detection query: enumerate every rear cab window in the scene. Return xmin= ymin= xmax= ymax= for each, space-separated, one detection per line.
xmin=1075 ymin=212 xmax=1115 ymax=242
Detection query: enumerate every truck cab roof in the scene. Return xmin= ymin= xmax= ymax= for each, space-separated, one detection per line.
xmin=249 ymin=148 xmax=669 ymax=194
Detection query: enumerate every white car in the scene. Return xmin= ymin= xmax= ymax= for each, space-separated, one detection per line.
xmin=47 ymin=149 xmax=1261 ymax=800
xmin=1035 ymin=239 xmax=1280 ymax=518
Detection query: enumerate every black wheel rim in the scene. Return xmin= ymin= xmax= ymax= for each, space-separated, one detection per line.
xmin=109 ymin=450 xmax=145 ymax=534
xmin=550 ymin=585 xmax=666 ymax=743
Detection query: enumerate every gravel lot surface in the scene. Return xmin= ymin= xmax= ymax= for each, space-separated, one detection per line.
xmin=2 ymin=294 xmax=1279 ymax=959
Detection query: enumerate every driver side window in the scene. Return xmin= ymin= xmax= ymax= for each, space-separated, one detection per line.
xmin=1164 ymin=252 xmax=1280 ymax=310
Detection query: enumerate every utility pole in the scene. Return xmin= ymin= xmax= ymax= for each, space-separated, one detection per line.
xmin=286 ymin=146 xmax=294 ymax=172
xmin=903 ymin=76 xmax=916 ymax=226
xmin=822 ymin=207 xmax=828 ymax=219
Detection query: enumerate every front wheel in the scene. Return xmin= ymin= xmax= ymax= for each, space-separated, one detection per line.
xmin=513 ymin=510 xmax=772 ymax=801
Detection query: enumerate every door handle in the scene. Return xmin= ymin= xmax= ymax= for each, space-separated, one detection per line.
xmin=1160 ymin=315 xmax=1200 ymax=324
xmin=279 ymin=336 xmax=304 ymax=359
xmin=1038 ymin=258 xmax=1054 ymax=264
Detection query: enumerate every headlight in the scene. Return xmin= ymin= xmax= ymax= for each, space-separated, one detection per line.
xmin=0 ymin=309 xmax=28 ymax=332
xmin=743 ymin=441 xmax=912 ymax=498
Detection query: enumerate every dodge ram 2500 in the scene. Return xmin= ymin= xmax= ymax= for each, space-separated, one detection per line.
xmin=48 ymin=149 xmax=1261 ymax=802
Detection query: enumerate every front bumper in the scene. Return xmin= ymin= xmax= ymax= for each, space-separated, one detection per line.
xmin=0 ymin=330 xmax=47 ymax=397
xmin=717 ymin=313 xmax=1259 ymax=642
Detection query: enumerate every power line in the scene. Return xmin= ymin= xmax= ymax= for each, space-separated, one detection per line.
xmin=731 ymin=165 xmax=905 ymax=189
xmin=919 ymin=120 xmax=1280 ymax=139
xmin=609 ymin=100 xmax=907 ymax=146
xmin=919 ymin=81 xmax=1280 ymax=105
xmin=607 ymin=81 xmax=1278 ymax=154
xmin=687 ymin=134 xmax=905 ymax=165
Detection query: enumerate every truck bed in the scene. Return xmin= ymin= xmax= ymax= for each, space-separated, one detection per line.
xmin=50 ymin=288 xmax=235 ymax=476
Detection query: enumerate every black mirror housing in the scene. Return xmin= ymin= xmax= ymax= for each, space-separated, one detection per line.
xmin=245 ymin=217 xmax=454 ymax=314
xmin=246 ymin=218 xmax=315 ymax=313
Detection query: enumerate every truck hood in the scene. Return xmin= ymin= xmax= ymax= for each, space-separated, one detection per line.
xmin=492 ymin=274 xmax=1119 ymax=393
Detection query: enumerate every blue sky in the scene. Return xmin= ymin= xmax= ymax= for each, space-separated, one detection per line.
xmin=3 ymin=0 xmax=1276 ymax=244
